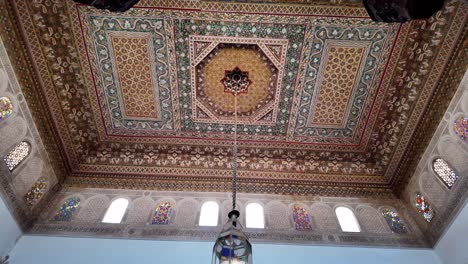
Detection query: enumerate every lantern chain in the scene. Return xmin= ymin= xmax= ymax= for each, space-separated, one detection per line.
xmin=232 ymin=95 xmax=238 ymax=211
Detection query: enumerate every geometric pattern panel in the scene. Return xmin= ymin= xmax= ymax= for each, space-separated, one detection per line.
xmin=309 ymin=45 xmax=367 ymax=127
xmin=87 ymin=16 xmax=173 ymax=133
xmin=266 ymin=202 xmax=291 ymax=229
xmin=432 ymin=158 xmax=459 ymax=189
xmin=191 ymin=37 xmax=287 ymax=126
xmin=80 ymin=9 xmax=399 ymax=145
xmin=126 ymin=197 xmax=154 ymax=224
xmin=356 ymin=206 xmax=387 ymax=233
xmin=296 ymin=29 xmax=389 ymax=143
xmin=3 ymin=141 xmax=31 ymax=171
xmin=175 ymin=199 xmax=199 ymax=227
xmin=9 ymin=0 xmax=467 ymax=196
xmin=76 ymin=196 xmax=110 ymax=223
xmin=110 ymin=35 xmax=160 ymax=119
xmin=310 ymin=204 xmax=339 ymax=231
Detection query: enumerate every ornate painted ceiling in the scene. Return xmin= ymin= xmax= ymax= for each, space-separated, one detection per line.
xmin=0 ymin=0 xmax=466 ymax=197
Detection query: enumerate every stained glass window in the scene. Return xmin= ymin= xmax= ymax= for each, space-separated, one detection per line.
xmin=54 ymin=197 xmax=81 ymax=221
xmin=292 ymin=205 xmax=312 ymax=231
xmin=433 ymin=158 xmax=459 ymax=188
xmin=152 ymin=201 xmax=174 ymax=225
xmin=0 ymin=96 xmax=13 ymax=122
xmin=199 ymin=201 xmax=219 ymax=226
xmin=24 ymin=177 xmax=47 ymax=206
xmin=335 ymin=207 xmax=361 ymax=232
xmin=3 ymin=141 xmax=31 ymax=171
xmin=102 ymin=198 xmax=129 ymax=224
xmin=381 ymin=208 xmax=408 ymax=234
xmin=454 ymin=116 xmax=468 ymax=142
xmin=415 ymin=193 xmax=434 ymax=222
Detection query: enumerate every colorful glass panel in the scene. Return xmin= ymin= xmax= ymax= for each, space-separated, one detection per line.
xmin=54 ymin=197 xmax=80 ymax=221
xmin=292 ymin=205 xmax=312 ymax=231
xmin=433 ymin=158 xmax=459 ymax=188
xmin=24 ymin=177 xmax=47 ymax=206
xmin=415 ymin=194 xmax=434 ymax=222
xmin=3 ymin=141 xmax=31 ymax=171
xmin=381 ymin=208 xmax=408 ymax=234
xmin=0 ymin=97 xmax=13 ymax=122
xmin=454 ymin=116 xmax=468 ymax=142
xmin=152 ymin=201 xmax=174 ymax=225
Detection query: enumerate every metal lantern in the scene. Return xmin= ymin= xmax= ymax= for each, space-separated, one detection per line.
xmin=212 ymin=210 xmax=253 ymax=264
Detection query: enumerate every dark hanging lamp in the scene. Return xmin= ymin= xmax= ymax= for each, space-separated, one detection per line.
xmin=212 ymin=87 xmax=253 ymax=264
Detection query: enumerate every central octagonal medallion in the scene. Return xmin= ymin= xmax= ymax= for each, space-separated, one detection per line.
xmin=190 ymin=36 xmax=288 ymax=125
xmin=222 ymin=67 xmax=252 ymax=96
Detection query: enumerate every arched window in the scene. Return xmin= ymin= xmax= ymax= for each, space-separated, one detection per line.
xmin=24 ymin=177 xmax=47 ymax=206
xmin=0 ymin=96 xmax=13 ymax=122
xmin=415 ymin=193 xmax=434 ymax=222
xmin=199 ymin=201 xmax=219 ymax=226
xmin=433 ymin=158 xmax=459 ymax=188
xmin=102 ymin=198 xmax=129 ymax=224
xmin=3 ymin=141 xmax=31 ymax=171
xmin=453 ymin=116 xmax=467 ymax=142
xmin=292 ymin=205 xmax=312 ymax=231
xmin=336 ymin=207 xmax=361 ymax=232
xmin=245 ymin=203 xmax=265 ymax=228
xmin=152 ymin=201 xmax=174 ymax=225
xmin=54 ymin=197 xmax=80 ymax=221
xmin=381 ymin=208 xmax=408 ymax=234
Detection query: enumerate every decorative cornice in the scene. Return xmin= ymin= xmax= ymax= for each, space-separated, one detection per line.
xmin=0 ymin=0 xmax=69 ymax=182
xmin=29 ymin=223 xmax=428 ymax=248
xmin=393 ymin=15 xmax=468 ymax=194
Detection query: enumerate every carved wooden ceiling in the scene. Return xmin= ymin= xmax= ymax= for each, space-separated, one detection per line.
xmin=0 ymin=0 xmax=466 ymax=197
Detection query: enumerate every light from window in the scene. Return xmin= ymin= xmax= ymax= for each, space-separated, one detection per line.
xmin=102 ymin=198 xmax=129 ymax=224
xmin=433 ymin=158 xmax=459 ymax=188
xmin=246 ymin=203 xmax=265 ymax=228
xmin=4 ymin=141 xmax=31 ymax=171
xmin=199 ymin=201 xmax=219 ymax=226
xmin=336 ymin=207 xmax=361 ymax=232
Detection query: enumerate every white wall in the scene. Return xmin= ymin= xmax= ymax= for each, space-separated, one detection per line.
xmin=0 ymin=195 xmax=22 ymax=257
xmin=435 ymin=201 xmax=468 ymax=264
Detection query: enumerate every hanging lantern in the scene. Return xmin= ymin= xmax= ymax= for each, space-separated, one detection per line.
xmin=212 ymin=210 xmax=253 ymax=264
xmin=212 ymin=94 xmax=252 ymax=263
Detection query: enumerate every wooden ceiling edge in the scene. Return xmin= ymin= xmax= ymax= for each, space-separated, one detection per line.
xmin=63 ymin=175 xmax=395 ymax=198
xmin=198 ymin=0 xmax=365 ymax=9
xmin=0 ymin=0 xmax=72 ymax=182
xmin=392 ymin=21 xmax=468 ymax=197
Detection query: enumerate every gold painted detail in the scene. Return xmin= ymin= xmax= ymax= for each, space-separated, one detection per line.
xmin=202 ymin=47 xmax=273 ymax=114
xmin=311 ymin=46 xmax=365 ymax=126
xmin=111 ymin=36 xmax=158 ymax=118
